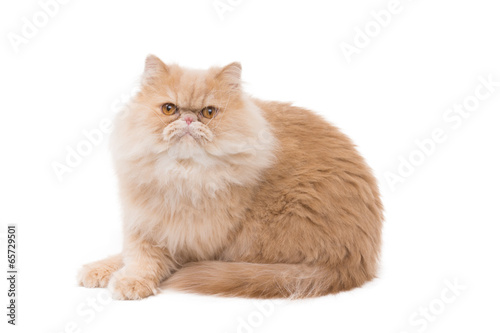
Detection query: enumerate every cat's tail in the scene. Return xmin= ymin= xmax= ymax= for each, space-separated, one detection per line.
xmin=161 ymin=261 xmax=372 ymax=299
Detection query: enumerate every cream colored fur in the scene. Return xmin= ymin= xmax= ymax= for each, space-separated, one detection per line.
xmin=78 ymin=55 xmax=383 ymax=300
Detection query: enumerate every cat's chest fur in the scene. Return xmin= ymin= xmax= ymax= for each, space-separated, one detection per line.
xmin=123 ymin=157 xmax=250 ymax=260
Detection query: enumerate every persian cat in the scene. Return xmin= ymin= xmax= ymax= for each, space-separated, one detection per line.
xmin=78 ymin=55 xmax=383 ymax=299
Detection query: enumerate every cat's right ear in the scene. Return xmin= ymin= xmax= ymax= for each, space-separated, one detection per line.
xmin=142 ymin=54 xmax=169 ymax=84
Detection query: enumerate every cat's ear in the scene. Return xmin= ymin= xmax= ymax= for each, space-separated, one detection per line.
xmin=215 ymin=62 xmax=242 ymax=90
xmin=142 ymin=54 xmax=169 ymax=84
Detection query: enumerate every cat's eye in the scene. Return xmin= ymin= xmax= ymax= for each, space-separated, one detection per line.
xmin=161 ymin=103 xmax=178 ymax=115
xmin=201 ymin=106 xmax=218 ymax=119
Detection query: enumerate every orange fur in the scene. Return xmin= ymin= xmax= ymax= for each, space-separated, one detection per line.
xmin=78 ymin=55 xmax=383 ymax=299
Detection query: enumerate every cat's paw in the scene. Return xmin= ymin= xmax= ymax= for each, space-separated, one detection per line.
xmin=78 ymin=262 xmax=116 ymax=288
xmin=108 ymin=272 xmax=157 ymax=300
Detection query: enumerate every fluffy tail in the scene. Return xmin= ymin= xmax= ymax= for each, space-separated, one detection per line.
xmin=161 ymin=261 xmax=371 ymax=299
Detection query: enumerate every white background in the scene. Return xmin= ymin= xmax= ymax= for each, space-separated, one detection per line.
xmin=1 ymin=0 xmax=499 ymax=332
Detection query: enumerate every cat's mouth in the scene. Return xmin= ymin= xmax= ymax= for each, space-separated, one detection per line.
xmin=179 ymin=129 xmax=193 ymax=138
xmin=178 ymin=130 xmax=197 ymax=143
xmin=177 ymin=128 xmax=202 ymax=142
xmin=162 ymin=122 xmax=214 ymax=144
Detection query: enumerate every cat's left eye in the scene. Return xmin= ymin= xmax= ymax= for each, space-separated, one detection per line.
xmin=201 ymin=106 xmax=218 ymax=119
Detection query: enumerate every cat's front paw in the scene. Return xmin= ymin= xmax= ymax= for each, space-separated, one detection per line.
xmin=78 ymin=262 xmax=116 ymax=288
xmin=108 ymin=271 xmax=157 ymax=300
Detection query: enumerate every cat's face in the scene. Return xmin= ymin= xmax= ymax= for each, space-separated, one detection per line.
xmin=113 ymin=55 xmax=273 ymax=168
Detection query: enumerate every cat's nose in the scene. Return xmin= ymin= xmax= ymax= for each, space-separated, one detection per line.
xmin=184 ymin=116 xmax=194 ymax=125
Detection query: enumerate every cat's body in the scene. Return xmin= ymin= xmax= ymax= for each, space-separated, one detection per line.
xmin=78 ymin=56 xmax=383 ymax=299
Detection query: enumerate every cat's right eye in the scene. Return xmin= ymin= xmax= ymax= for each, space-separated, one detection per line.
xmin=161 ymin=103 xmax=178 ymax=115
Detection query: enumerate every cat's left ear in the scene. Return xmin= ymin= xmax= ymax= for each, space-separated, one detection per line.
xmin=216 ymin=62 xmax=242 ymax=90
xmin=142 ymin=54 xmax=169 ymax=84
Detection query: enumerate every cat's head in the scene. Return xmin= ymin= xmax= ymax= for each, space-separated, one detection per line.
xmin=112 ymin=55 xmax=275 ymax=176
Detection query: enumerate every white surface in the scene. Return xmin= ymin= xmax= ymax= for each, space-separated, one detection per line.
xmin=1 ymin=0 xmax=499 ymax=332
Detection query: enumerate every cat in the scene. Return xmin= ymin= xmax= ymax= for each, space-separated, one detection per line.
xmin=77 ymin=55 xmax=383 ymax=300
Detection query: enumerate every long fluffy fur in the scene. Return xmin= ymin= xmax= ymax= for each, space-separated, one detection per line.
xmin=163 ymin=261 xmax=370 ymax=299
xmin=78 ymin=55 xmax=383 ymax=300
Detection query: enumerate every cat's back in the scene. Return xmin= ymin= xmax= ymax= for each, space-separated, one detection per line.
xmin=253 ymin=98 xmax=371 ymax=178
xmin=251 ymin=98 xmax=381 ymax=209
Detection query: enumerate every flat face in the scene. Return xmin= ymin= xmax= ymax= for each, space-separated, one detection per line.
xmin=128 ymin=60 xmax=250 ymax=161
